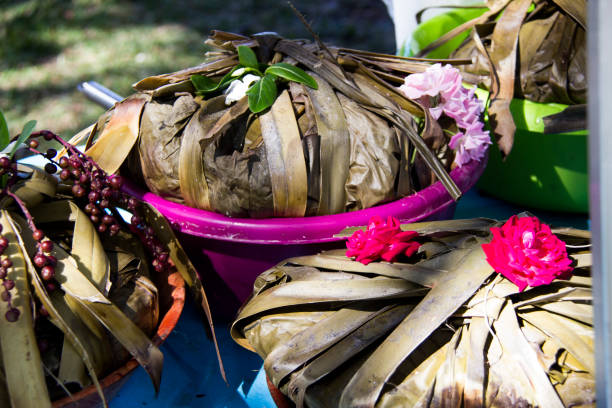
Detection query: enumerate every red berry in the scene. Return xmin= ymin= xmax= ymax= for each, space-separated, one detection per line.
xmin=34 ymin=254 xmax=47 ymax=268
xmin=102 ymin=215 xmax=114 ymax=225
xmin=72 ymin=184 xmax=86 ymax=197
xmin=42 ymin=131 xmax=54 ymax=141
xmin=45 ymin=282 xmax=57 ymax=292
xmin=1 ymin=258 xmax=12 ymax=269
xmin=39 ymin=305 xmax=49 ymax=317
xmin=109 ymin=224 xmax=120 ymax=236
xmin=131 ymin=216 xmax=141 ymax=226
xmin=40 ymin=240 xmax=53 ymax=253
xmin=60 ymin=169 xmax=71 ymax=180
xmin=127 ymin=198 xmax=138 ymax=210
xmin=109 ymin=176 xmax=122 ymax=190
xmin=90 ymin=206 xmax=101 ymax=216
xmin=0 ymin=267 xmax=6 ymax=279
xmin=101 ymin=188 xmax=112 ymax=199
xmin=32 ymin=229 xmax=44 ymax=241
xmin=79 ymin=173 xmax=89 ymax=184
xmin=71 ymin=169 xmax=82 ymax=179
xmin=46 ymin=255 xmax=57 ymax=266
xmin=90 ymin=215 xmax=100 ymax=224
xmin=70 ymin=158 xmax=81 ymax=169
xmin=158 ymin=253 xmax=169 ymax=263
xmin=5 ymin=308 xmax=20 ymax=322
xmin=0 ymin=237 xmax=8 ymax=247
xmin=0 ymin=157 xmax=11 ymax=169
xmin=97 ymin=223 xmax=107 ymax=233
xmin=99 ymin=199 xmax=109 ymax=209
xmin=84 ymin=203 xmax=95 ymax=213
xmin=40 ymin=266 xmax=55 ymax=281
xmin=29 ymin=139 xmax=39 ymax=149
xmin=3 ymin=279 xmax=15 ymax=290
xmin=59 ymin=157 xmax=70 ymax=168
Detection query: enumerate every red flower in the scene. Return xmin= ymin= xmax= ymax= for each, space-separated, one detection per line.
xmin=346 ymin=216 xmax=421 ymax=265
xmin=481 ymin=215 xmax=573 ymax=292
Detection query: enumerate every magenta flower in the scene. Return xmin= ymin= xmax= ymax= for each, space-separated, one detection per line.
xmin=481 ymin=215 xmax=574 ymax=292
xmin=346 ymin=216 xmax=421 ymax=265
xmin=448 ymin=121 xmax=491 ymax=167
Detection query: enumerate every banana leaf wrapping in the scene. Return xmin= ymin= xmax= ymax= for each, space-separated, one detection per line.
xmin=231 ymin=218 xmax=593 ymax=407
xmin=85 ymin=31 xmax=473 ymax=218
xmin=418 ymin=0 xmax=586 ymax=155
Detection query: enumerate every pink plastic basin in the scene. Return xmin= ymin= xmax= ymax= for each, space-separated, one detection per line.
xmin=124 ymin=157 xmax=486 ymax=317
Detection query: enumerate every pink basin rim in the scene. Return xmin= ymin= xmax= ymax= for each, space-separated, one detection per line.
xmin=123 ymin=157 xmax=486 ymax=245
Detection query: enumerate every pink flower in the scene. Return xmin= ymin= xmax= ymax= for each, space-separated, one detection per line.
xmin=448 ymin=121 xmax=491 ymax=166
xmin=399 ymin=63 xmax=462 ymax=101
xmin=346 ymin=216 xmax=421 ymax=265
xmin=399 ymin=64 xmax=490 ymax=167
xmin=481 ymin=215 xmax=574 ymax=292
xmin=442 ymin=86 xmax=484 ymax=129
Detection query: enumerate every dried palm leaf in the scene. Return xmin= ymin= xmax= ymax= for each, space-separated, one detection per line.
xmin=85 ymin=31 xmax=472 ymax=218
xmin=232 ymin=218 xmax=593 ymax=407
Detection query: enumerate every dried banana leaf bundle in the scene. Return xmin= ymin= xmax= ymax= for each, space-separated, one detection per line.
xmin=418 ymin=0 xmax=586 ymax=155
xmin=232 ymin=217 xmax=593 ymax=407
xmin=85 ymin=31 xmax=474 ymax=218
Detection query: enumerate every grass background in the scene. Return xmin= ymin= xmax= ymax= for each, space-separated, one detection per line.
xmin=1 ymin=0 xmax=395 ymax=138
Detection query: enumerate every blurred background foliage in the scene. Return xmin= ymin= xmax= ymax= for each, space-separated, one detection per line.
xmin=0 ymin=0 xmax=395 ymax=138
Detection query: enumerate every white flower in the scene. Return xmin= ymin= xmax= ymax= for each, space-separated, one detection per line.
xmin=224 ymin=74 xmax=261 ymax=105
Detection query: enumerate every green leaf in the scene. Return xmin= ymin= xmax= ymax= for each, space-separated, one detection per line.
xmin=0 ymin=111 xmax=9 ymax=151
xmin=9 ymin=120 xmax=36 ymax=159
xmin=266 ymin=63 xmax=318 ymax=89
xmin=190 ymin=74 xmax=218 ymax=94
xmin=246 ymin=75 xmax=277 ymax=113
xmin=237 ymin=45 xmax=259 ymax=69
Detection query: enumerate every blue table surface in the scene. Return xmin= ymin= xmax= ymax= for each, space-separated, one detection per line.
xmin=110 ymin=188 xmax=589 ymax=407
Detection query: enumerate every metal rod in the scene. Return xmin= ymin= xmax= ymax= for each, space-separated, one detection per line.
xmin=589 ymin=0 xmax=611 ymax=405
xmin=77 ymin=81 xmax=123 ymax=109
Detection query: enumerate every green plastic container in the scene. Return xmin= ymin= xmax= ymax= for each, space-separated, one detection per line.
xmin=408 ymin=8 xmax=588 ymax=213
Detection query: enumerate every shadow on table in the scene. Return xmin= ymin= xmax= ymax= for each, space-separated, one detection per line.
xmin=111 ymin=297 xmax=273 ymax=407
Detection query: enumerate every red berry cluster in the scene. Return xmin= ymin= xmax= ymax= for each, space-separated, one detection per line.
xmin=0 ymin=130 xmax=172 ymax=322
xmin=0 ymin=224 xmax=20 ymax=322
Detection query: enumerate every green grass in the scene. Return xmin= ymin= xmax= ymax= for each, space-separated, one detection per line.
xmin=0 ymin=0 xmax=395 ymax=138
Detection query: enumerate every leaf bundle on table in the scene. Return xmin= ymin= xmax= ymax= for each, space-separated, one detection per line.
xmin=232 ymin=218 xmax=594 ymax=407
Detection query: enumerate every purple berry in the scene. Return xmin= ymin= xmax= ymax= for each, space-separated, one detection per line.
xmin=44 ymin=163 xmax=57 ymax=174
xmin=45 ymin=148 xmax=57 ymax=159
xmin=5 ymin=308 xmax=20 ymax=322
xmin=3 ymin=279 xmax=15 ymax=290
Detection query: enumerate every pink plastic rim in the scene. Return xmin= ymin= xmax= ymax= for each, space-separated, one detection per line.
xmin=123 ymin=157 xmax=487 ymax=245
